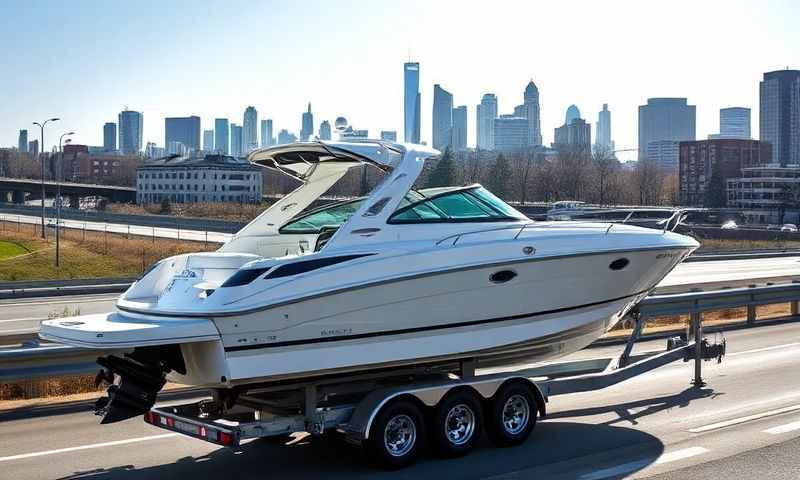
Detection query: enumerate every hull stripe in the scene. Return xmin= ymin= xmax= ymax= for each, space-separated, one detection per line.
xmin=224 ymin=288 xmax=647 ymax=352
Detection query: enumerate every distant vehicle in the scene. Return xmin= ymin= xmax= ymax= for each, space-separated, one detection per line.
xmin=545 ymin=201 xmax=599 ymax=220
xmin=781 ymin=223 xmax=797 ymax=232
xmin=766 ymin=224 xmax=781 ymax=231
xmin=720 ymin=220 xmax=738 ymax=230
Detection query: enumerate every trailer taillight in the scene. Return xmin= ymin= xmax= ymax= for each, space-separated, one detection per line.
xmin=144 ymin=411 xmax=155 ymax=424
xmin=165 ymin=417 xmax=175 ymax=428
xmin=199 ymin=426 xmax=207 ymax=438
xmin=218 ymin=431 xmax=233 ymax=446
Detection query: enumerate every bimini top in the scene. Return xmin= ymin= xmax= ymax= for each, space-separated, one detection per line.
xmin=246 ymin=140 xmax=437 ymax=180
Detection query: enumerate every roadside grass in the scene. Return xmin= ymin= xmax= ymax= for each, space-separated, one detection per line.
xmin=0 ymin=239 xmax=37 ymax=260
xmin=0 ymin=220 xmax=216 ymax=281
xmin=697 ymin=238 xmax=800 ymax=252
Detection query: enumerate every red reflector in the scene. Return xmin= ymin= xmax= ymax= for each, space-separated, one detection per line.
xmin=143 ymin=412 xmax=154 ymax=424
xmin=219 ymin=431 xmax=233 ymax=445
xmin=199 ymin=426 xmax=207 ymax=437
xmin=166 ymin=417 xmax=175 ymax=428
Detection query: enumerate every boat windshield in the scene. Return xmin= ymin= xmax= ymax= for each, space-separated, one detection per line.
xmin=388 ymin=186 xmax=526 ymax=224
xmin=280 ymin=191 xmax=426 ymax=234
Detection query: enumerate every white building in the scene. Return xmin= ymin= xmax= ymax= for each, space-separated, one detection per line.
xmin=136 ymin=154 xmax=262 ymax=204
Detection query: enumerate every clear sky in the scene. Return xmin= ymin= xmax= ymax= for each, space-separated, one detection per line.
xmin=1 ymin=0 xmax=797 ymax=160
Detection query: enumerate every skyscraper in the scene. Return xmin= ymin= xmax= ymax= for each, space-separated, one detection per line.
xmin=103 ymin=122 xmax=117 ymax=152
xmin=432 ymin=84 xmax=453 ymax=150
xmin=719 ymin=107 xmax=751 ymax=139
xmin=638 ymin=98 xmax=696 ymax=161
xmin=301 ymin=103 xmax=314 ymax=141
xmin=565 ymin=105 xmax=581 ymax=125
xmin=554 ymin=117 xmax=592 ymax=154
xmin=319 ymin=120 xmax=332 ymax=141
xmin=18 ymin=129 xmax=28 ymax=152
xmin=524 ymin=81 xmax=542 ymax=146
xmin=28 ymin=140 xmax=39 ymax=157
xmin=118 ymin=109 xmax=143 ymax=155
xmin=760 ymin=70 xmax=800 ymax=165
xmin=165 ymin=116 xmax=201 ymax=154
xmin=203 ymin=129 xmax=214 ymax=151
xmin=261 ymin=119 xmax=273 ymax=147
xmin=277 ymin=129 xmax=297 ymax=145
xmin=214 ymin=118 xmax=229 ymax=154
xmin=404 ymin=62 xmax=421 ymax=143
xmin=596 ymin=104 xmax=612 ymax=150
xmin=476 ymin=94 xmax=498 ymax=150
xmin=243 ymin=106 xmax=258 ymax=153
xmin=230 ymin=123 xmax=243 ymax=157
xmin=452 ymin=105 xmax=467 ymax=151
xmin=493 ymin=116 xmax=528 ymax=152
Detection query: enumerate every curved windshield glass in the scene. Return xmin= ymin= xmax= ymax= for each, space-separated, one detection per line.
xmin=389 ymin=186 xmax=525 ymax=224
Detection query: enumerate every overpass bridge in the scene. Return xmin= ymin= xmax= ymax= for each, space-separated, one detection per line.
xmin=0 ymin=177 xmax=136 ymax=206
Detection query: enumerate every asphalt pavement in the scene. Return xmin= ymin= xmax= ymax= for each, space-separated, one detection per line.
xmin=1 ymin=321 xmax=799 ymax=479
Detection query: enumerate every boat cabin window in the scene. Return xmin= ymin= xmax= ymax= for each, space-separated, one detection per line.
xmin=388 ymin=186 xmax=524 ymax=224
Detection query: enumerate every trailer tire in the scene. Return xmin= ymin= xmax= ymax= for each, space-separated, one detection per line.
xmin=487 ymin=383 xmax=537 ymax=447
xmin=430 ymin=390 xmax=483 ymax=457
xmin=364 ymin=399 xmax=426 ymax=469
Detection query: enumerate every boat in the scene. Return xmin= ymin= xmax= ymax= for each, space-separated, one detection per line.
xmin=39 ymin=140 xmax=699 ymax=423
xmin=545 ymin=200 xmax=600 ymax=220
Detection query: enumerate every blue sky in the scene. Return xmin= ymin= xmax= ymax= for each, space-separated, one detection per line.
xmin=1 ymin=0 xmax=798 ymax=160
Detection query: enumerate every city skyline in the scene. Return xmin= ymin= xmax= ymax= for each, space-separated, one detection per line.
xmin=1 ymin=1 xmax=798 ymax=160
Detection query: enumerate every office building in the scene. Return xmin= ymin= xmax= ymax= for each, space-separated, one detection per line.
xmin=493 ymin=116 xmax=529 ymax=152
xmin=477 ymin=93 xmax=498 ymax=150
xmin=452 ymin=105 xmax=467 ymax=151
xmin=230 ymin=124 xmax=243 ymax=157
xmin=165 ymin=116 xmax=201 ymax=153
xmin=300 ymin=103 xmax=314 ymax=141
xmin=118 ymin=109 xmax=144 ymax=155
xmin=28 ymin=140 xmax=39 ymax=157
xmin=261 ymin=119 xmax=273 ymax=147
xmin=277 ymin=129 xmax=297 ymax=145
xmin=319 ymin=120 xmax=332 ymax=141
xmin=760 ymin=70 xmax=800 ymax=165
xmin=595 ymin=104 xmax=612 ymax=150
xmin=554 ymin=117 xmax=591 ymax=154
xmin=432 ymin=84 xmax=454 ymax=150
xmin=103 ymin=122 xmax=117 ymax=152
xmin=146 ymin=142 xmax=166 ymax=159
xmin=718 ymin=107 xmax=751 ymax=139
xmin=214 ymin=118 xmax=229 ymax=155
xmin=646 ymin=140 xmax=680 ymax=171
xmin=202 ymin=129 xmax=214 ymax=152
xmin=136 ymin=154 xmax=262 ymax=204
xmin=380 ymin=130 xmax=397 ymax=141
xmin=524 ymin=81 xmax=542 ymax=146
xmin=18 ymin=130 xmax=28 ymax=153
xmin=404 ymin=62 xmax=421 ymax=143
xmin=679 ymin=139 xmax=770 ymax=209
xmin=638 ymin=98 xmax=696 ymax=160
xmin=243 ymin=106 xmax=258 ymax=153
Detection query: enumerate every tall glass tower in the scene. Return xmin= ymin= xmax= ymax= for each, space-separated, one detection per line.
xmin=214 ymin=118 xmax=229 ymax=155
xmin=432 ymin=84 xmax=453 ymax=150
xmin=477 ymin=94 xmax=498 ymax=150
xmin=760 ymin=70 xmax=800 ymax=165
xmin=523 ymin=81 xmax=542 ymax=146
xmin=404 ymin=62 xmax=421 ymax=144
xmin=243 ymin=106 xmax=258 ymax=153
xmin=118 ymin=109 xmax=143 ymax=155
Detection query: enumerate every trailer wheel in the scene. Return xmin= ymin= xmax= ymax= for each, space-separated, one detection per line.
xmin=487 ymin=383 xmax=537 ymax=447
xmin=430 ymin=390 xmax=483 ymax=457
xmin=365 ymin=399 xmax=425 ymax=469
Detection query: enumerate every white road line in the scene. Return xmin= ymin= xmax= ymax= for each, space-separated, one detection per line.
xmin=579 ymin=447 xmax=709 ymax=479
xmin=0 ymin=317 xmax=45 ymax=324
xmin=655 ymin=447 xmax=709 ymax=464
xmin=727 ymin=342 xmax=800 ymax=356
xmin=764 ymin=420 xmax=800 ymax=435
xmin=0 ymin=433 xmax=178 ymax=463
xmin=689 ymin=404 xmax=800 ymax=433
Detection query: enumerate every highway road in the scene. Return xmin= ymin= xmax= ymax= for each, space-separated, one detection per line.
xmin=2 ymin=255 xmax=799 ymax=338
xmin=1 ymin=322 xmax=800 ymax=478
xmin=0 ymin=213 xmax=232 ymax=244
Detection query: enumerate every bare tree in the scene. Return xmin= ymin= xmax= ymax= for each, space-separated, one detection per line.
xmin=591 ymin=146 xmax=619 ymax=205
xmin=510 ymin=150 xmax=536 ymax=204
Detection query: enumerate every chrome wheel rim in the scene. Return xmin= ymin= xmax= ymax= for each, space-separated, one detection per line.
xmin=502 ymin=394 xmax=530 ymax=435
xmin=445 ymin=403 xmax=476 ymax=446
xmin=384 ymin=414 xmax=417 ymax=457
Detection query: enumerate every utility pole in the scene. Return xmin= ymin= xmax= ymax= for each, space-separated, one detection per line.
xmin=56 ymin=132 xmax=74 ymax=267
xmin=33 ymin=118 xmax=60 ymax=239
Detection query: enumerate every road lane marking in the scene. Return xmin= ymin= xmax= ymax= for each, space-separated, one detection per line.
xmin=764 ymin=420 xmax=800 ymax=435
xmin=727 ymin=342 xmax=800 ymax=356
xmin=0 ymin=433 xmax=179 ymax=463
xmin=578 ymin=447 xmax=709 ymax=479
xmin=655 ymin=447 xmax=708 ymax=464
xmin=0 ymin=296 xmax=117 ymax=307
xmin=689 ymin=404 xmax=800 ymax=433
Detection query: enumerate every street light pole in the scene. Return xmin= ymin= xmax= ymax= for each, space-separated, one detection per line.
xmin=33 ymin=118 xmax=60 ymax=239
xmin=56 ymin=132 xmax=74 ymax=268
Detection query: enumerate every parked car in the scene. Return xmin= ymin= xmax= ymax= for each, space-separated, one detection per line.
xmin=766 ymin=224 xmax=782 ymax=231
xmin=781 ymin=223 xmax=797 ymax=232
xmin=720 ymin=220 xmax=738 ymax=230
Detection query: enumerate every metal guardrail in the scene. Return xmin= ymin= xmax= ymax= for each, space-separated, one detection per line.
xmin=0 ymin=277 xmax=137 ymax=300
xmin=1 ymin=283 xmax=798 ymax=383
